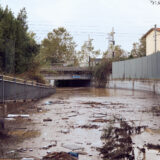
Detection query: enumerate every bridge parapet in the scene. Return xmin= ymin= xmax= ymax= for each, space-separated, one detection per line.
xmin=41 ymin=66 xmax=92 ymax=82
xmin=41 ymin=66 xmax=91 ymax=73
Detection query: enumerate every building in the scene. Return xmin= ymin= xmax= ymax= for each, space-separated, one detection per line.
xmin=142 ymin=27 xmax=160 ymax=56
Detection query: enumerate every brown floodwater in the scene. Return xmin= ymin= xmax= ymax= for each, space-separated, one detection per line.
xmin=1 ymin=87 xmax=160 ymax=160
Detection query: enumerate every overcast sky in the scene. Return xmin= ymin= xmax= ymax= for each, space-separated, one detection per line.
xmin=0 ymin=0 xmax=160 ymax=53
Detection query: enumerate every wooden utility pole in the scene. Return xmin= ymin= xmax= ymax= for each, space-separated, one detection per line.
xmin=111 ymin=27 xmax=115 ymax=58
xmin=88 ymin=35 xmax=93 ymax=67
xmin=107 ymin=27 xmax=115 ymax=58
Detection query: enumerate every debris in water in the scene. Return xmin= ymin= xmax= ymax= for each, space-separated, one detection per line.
xmin=5 ymin=117 xmax=15 ymax=121
xmin=42 ymin=141 xmax=57 ymax=149
xmin=78 ymin=124 xmax=99 ymax=129
xmin=61 ymin=129 xmax=70 ymax=134
xmin=68 ymin=152 xmax=79 ymax=158
xmin=145 ymin=143 xmax=160 ymax=150
xmin=62 ymin=144 xmax=84 ymax=151
xmin=87 ymin=143 xmax=91 ymax=145
xmin=81 ymin=102 xmax=105 ymax=105
xmin=92 ymin=119 xmax=109 ymax=123
xmin=44 ymin=101 xmax=53 ymax=105
xmin=77 ymin=151 xmax=88 ymax=155
xmin=62 ymin=117 xmax=69 ymax=120
xmin=43 ymin=118 xmax=52 ymax=122
xmin=6 ymin=150 xmax=15 ymax=154
xmin=7 ymin=114 xmax=30 ymax=118
xmin=21 ymin=158 xmax=34 ymax=160
xmin=42 ymin=145 xmax=52 ymax=150
xmin=17 ymin=148 xmax=27 ymax=152
xmin=42 ymin=152 xmax=78 ymax=160
xmin=68 ymin=114 xmax=78 ymax=117
xmin=100 ymin=118 xmax=135 ymax=160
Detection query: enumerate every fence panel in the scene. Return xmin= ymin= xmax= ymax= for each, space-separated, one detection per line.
xmin=147 ymin=55 xmax=152 ymax=79
xmin=112 ymin=52 xmax=160 ymax=80
xmin=151 ymin=54 xmax=157 ymax=79
xmin=158 ymin=52 xmax=160 ymax=79
xmin=125 ymin=60 xmax=130 ymax=78
xmin=119 ymin=61 xmax=125 ymax=79
xmin=142 ymin=56 xmax=148 ymax=79
xmin=130 ymin=59 xmax=137 ymax=78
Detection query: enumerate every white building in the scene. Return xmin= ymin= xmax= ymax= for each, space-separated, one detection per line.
xmin=142 ymin=28 xmax=160 ymax=56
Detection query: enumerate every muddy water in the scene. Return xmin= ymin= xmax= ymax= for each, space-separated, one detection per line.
xmin=2 ymin=88 xmax=160 ymax=159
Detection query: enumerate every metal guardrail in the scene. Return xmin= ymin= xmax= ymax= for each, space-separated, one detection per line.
xmin=0 ymin=75 xmax=56 ymax=103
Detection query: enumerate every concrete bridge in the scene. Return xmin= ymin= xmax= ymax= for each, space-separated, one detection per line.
xmin=41 ymin=66 xmax=92 ymax=87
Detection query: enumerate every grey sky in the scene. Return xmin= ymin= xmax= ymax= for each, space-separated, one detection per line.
xmin=0 ymin=0 xmax=160 ymax=53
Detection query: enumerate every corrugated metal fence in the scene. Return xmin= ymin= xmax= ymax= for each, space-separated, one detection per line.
xmin=0 ymin=75 xmax=56 ymax=102
xmin=112 ymin=52 xmax=160 ymax=79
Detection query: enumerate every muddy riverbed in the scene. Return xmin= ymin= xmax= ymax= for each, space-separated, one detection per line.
xmin=0 ymin=87 xmax=160 ymax=160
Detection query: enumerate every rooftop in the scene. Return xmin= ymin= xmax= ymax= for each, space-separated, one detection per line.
xmin=142 ymin=28 xmax=160 ymax=39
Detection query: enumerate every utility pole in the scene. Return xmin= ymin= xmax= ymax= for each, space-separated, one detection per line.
xmin=88 ymin=35 xmax=91 ymax=67
xmin=111 ymin=27 xmax=115 ymax=58
xmin=107 ymin=28 xmax=115 ymax=58
xmin=154 ymin=24 xmax=157 ymax=53
xmin=88 ymin=35 xmax=93 ymax=67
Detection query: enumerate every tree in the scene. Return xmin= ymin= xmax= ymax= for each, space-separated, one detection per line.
xmin=130 ymin=38 xmax=146 ymax=58
xmin=0 ymin=6 xmax=17 ymax=73
xmin=78 ymin=37 xmax=100 ymax=65
xmin=0 ymin=6 xmax=39 ymax=74
xmin=138 ymin=38 xmax=146 ymax=56
xmin=103 ymin=45 xmax=126 ymax=59
xmin=15 ymin=8 xmax=38 ymax=73
xmin=93 ymin=58 xmax=112 ymax=87
xmin=40 ymin=27 xmax=77 ymax=66
xmin=130 ymin=42 xmax=139 ymax=58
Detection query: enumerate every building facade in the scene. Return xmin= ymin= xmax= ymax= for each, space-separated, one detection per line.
xmin=142 ymin=28 xmax=160 ymax=56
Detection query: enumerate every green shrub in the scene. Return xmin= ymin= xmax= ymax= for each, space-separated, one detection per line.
xmin=93 ymin=58 xmax=112 ymax=87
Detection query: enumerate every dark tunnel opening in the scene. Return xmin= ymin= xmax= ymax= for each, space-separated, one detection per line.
xmin=55 ymin=80 xmax=91 ymax=87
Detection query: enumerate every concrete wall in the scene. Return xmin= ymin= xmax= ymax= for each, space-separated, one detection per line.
xmin=106 ymin=79 xmax=160 ymax=95
xmin=0 ymin=79 xmax=56 ymax=102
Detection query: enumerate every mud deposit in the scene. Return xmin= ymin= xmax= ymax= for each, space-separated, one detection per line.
xmin=0 ymin=88 xmax=160 ymax=160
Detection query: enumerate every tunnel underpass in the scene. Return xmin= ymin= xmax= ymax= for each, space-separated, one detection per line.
xmin=55 ymin=79 xmax=91 ymax=87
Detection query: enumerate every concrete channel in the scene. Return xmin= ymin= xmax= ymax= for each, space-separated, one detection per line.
xmin=0 ymin=87 xmax=160 ymax=160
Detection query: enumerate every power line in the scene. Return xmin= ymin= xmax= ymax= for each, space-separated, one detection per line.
xmin=28 ymin=29 xmax=143 ymax=36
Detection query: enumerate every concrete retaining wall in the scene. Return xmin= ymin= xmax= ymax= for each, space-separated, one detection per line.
xmin=0 ymin=78 xmax=56 ymax=102
xmin=106 ymin=79 xmax=160 ymax=95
